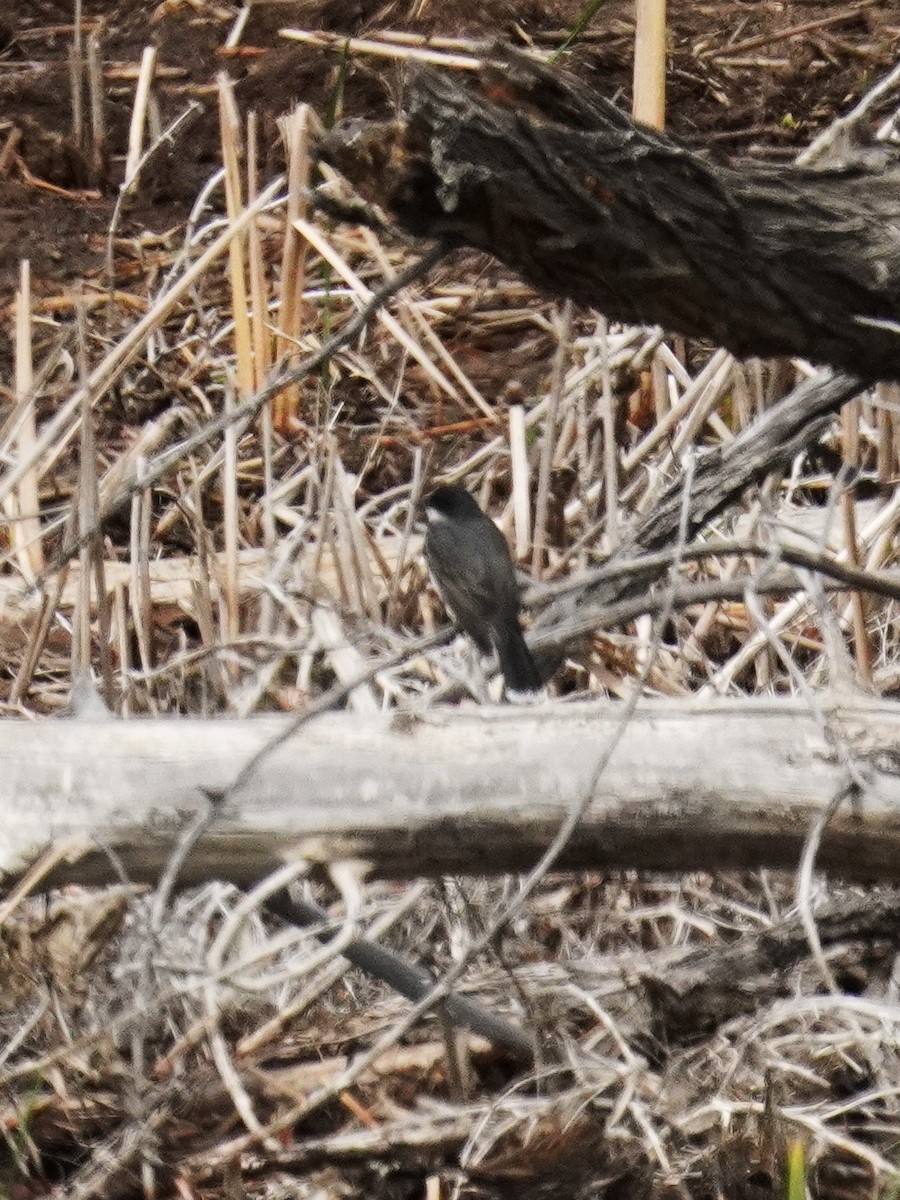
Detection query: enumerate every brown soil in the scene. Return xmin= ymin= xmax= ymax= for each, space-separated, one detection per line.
xmin=1 ymin=0 xmax=898 ymax=305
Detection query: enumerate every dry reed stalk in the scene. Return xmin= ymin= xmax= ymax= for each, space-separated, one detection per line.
xmin=840 ymin=397 xmax=873 ymax=685
xmin=11 ymin=260 xmax=43 ymax=579
xmin=188 ymin=464 xmax=230 ymax=706
xmin=111 ymin=580 xmax=131 ymax=715
xmin=328 ymin=459 xmax=367 ymax=616
xmin=508 ymin=405 xmax=531 ymax=560
xmin=276 ymin=105 xmax=313 ymax=432
xmin=247 ymin=111 xmax=277 ymax=638
xmin=246 ymin=113 xmax=271 ymax=394
xmin=335 ymin=458 xmax=381 ymax=617
xmin=222 ymin=382 xmax=241 ymax=657
xmin=346 ymin=30 xmax=504 ymax=52
xmin=705 ymin=483 xmax=900 ymax=692
xmin=86 ymin=30 xmax=105 ymax=184
xmin=598 ymin=315 xmax=619 ymax=551
xmin=279 ymin=29 xmax=484 ymax=70
xmin=69 ymin=0 xmax=84 ymax=153
xmin=129 ymin=460 xmax=158 ymax=715
xmin=9 ymin=559 xmax=72 ymax=706
xmin=293 ymin=217 xmax=465 ymax=409
xmin=632 ymin=0 xmax=667 ymax=130
xmin=875 ymin=381 xmax=894 ymax=483
xmin=0 ymin=177 xmax=284 ymax=510
xmin=359 ymin=227 xmax=496 ymax=421
xmin=217 ymin=75 xmax=255 ymax=400
xmin=532 ymin=303 xmax=571 ymax=575
xmin=225 ymin=4 xmax=251 ymax=50
xmin=124 ymin=46 xmax=157 ymax=190
xmin=220 ymin=75 xmax=259 ymax=650
xmin=72 ymin=299 xmax=107 ymax=689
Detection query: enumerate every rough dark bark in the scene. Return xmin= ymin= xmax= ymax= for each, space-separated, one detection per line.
xmin=320 ymin=45 xmax=900 ymax=381
xmin=640 ymin=891 xmax=900 ymax=1041
xmin=493 ymin=889 xmax=900 ymax=1045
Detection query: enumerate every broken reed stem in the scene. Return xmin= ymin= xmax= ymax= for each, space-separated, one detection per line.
xmin=70 ymin=0 xmax=85 ymax=154
xmin=129 ymin=460 xmax=157 ymax=715
xmin=279 ymin=28 xmax=483 ymax=70
xmin=840 ymin=397 xmax=873 ymax=685
xmin=86 ymin=30 xmax=105 ymax=185
xmin=223 ymin=382 xmax=241 ymax=657
xmin=651 ymin=348 xmax=670 ymax=422
xmin=12 ymin=259 xmax=43 ymax=578
xmin=124 ymin=46 xmax=157 ymax=190
xmin=876 ymin=381 xmax=894 ymax=483
xmin=276 ymin=104 xmax=314 ymax=432
xmin=508 ymin=404 xmax=531 ymax=560
xmin=217 ymin=74 xmax=255 ymax=398
xmin=219 ymin=74 xmax=256 ymax=650
xmin=246 ymin=112 xmax=271 ymax=392
xmin=225 ymin=4 xmax=251 ymax=50
xmin=113 ymin=580 xmax=131 ymax=715
xmin=632 ymin=0 xmax=667 ymax=129
xmin=294 ymin=217 xmax=465 ymax=411
xmin=74 ymin=299 xmax=94 ymax=679
xmin=532 ymin=301 xmax=572 ymax=576
xmin=246 ymin=111 xmax=277 ymax=636
xmin=599 ymin=315 xmax=619 ymax=551
xmin=333 ymin=456 xmax=379 ymax=619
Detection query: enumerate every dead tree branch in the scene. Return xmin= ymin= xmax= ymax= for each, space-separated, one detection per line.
xmin=535 ymin=368 xmax=865 ymax=639
xmin=320 ymin=44 xmax=900 ymax=380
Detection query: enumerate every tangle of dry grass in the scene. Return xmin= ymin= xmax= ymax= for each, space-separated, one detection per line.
xmin=1 ymin=7 xmax=900 ymax=1199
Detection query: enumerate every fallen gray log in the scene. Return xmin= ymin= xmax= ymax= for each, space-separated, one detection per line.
xmin=2 ymin=696 xmax=900 ymax=892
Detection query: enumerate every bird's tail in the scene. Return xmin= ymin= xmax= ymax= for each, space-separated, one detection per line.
xmin=491 ymin=622 xmax=546 ymax=704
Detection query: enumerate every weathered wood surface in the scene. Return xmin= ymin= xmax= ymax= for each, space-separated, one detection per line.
xmin=2 ymin=697 xmax=900 ymax=892
xmin=320 ymin=45 xmax=900 ymax=381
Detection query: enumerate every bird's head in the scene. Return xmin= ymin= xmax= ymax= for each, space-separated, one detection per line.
xmin=424 ymin=485 xmax=484 ymax=524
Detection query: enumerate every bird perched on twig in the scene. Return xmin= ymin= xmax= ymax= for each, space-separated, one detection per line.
xmin=423 ymin=484 xmax=546 ymax=703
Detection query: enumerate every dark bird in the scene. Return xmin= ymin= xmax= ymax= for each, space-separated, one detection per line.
xmin=423 ymin=484 xmax=545 ymax=702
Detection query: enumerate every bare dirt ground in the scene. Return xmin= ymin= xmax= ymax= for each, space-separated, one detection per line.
xmin=2 ymin=0 xmax=898 ymax=300
xmin=1 ymin=2 xmax=900 ymax=1199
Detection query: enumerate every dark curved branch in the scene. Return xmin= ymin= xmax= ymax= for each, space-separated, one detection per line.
xmin=536 ymin=368 xmax=863 ymax=638
xmin=320 ymin=45 xmax=900 ymax=381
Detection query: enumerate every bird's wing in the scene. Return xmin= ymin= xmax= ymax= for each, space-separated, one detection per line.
xmin=425 ymin=521 xmax=519 ymax=650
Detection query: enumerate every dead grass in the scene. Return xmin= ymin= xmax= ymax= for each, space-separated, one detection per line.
xmin=1 ymin=4 xmax=900 ymax=1198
